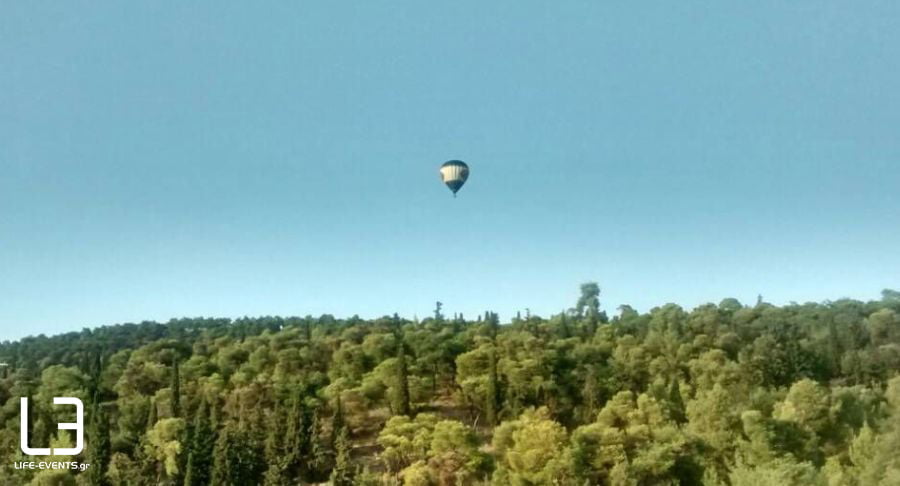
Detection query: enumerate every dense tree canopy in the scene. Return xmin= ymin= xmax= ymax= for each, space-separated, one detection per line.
xmin=2 ymin=287 xmax=900 ymax=484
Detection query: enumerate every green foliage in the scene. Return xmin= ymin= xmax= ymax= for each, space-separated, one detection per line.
xmin=428 ymin=420 xmax=490 ymax=483
xmin=330 ymin=426 xmax=356 ymax=486
xmin=0 ymin=288 xmax=899 ymax=485
xmin=144 ymin=417 xmax=185 ymax=479
xmin=184 ymin=399 xmax=215 ymax=486
xmin=30 ymin=432 xmax=77 ymax=486
xmin=729 ymin=457 xmax=824 ymax=486
xmin=571 ymin=392 xmax=701 ymax=484
xmin=84 ymin=400 xmax=111 ymax=486
xmin=492 ymin=407 xmax=573 ymax=485
xmin=210 ymin=422 xmax=265 ymax=486
xmin=378 ymin=413 xmax=440 ymax=473
xmin=396 ymin=339 xmax=412 ymax=417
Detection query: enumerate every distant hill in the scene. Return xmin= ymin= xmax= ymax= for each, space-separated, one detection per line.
xmin=2 ymin=289 xmax=900 ymax=485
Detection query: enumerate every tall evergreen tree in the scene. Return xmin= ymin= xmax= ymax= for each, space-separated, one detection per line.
xmin=668 ymin=379 xmax=687 ymax=425
xmin=169 ymin=356 xmax=185 ymax=486
xmin=147 ymin=398 xmax=158 ymax=431
xmin=481 ymin=311 xmax=502 ymax=426
xmin=331 ymin=392 xmax=345 ymax=449
xmin=576 ymin=282 xmax=601 ymax=337
xmin=84 ymin=398 xmax=111 ymax=486
xmin=263 ymin=397 xmax=300 ymax=486
xmin=582 ymin=365 xmax=599 ymax=422
xmin=329 ymin=426 xmax=356 ymax=486
xmin=486 ymin=344 xmax=501 ymax=427
xmin=211 ymin=423 xmax=265 ymax=486
xmin=303 ymin=319 xmax=312 ymax=342
xmin=488 ymin=311 xmax=500 ymax=340
xmin=284 ymin=396 xmax=307 ymax=473
xmin=171 ymin=354 xmax=181 ymax=419
xmin=305 ymin=407 xmax=328 ymax=483
xmin=184 ymin=399 xmax=216 ymax=486
xmin=434 ymin=301 xmax=444 ymax=322
xmin=87 ymin=349 xmax=103 ymax=402
xmin=396 ymin=340 xmax=411 ymax=416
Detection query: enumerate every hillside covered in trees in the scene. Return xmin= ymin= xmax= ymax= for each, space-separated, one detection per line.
xmin=2 ymin=286 xmax=900 ymax=485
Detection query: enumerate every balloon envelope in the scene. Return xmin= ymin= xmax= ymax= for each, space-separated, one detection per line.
xmin=439 ymin=160 xmax=469 ymax=195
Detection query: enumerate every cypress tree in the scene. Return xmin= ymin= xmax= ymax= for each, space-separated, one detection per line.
xmin=169 ymin=358 xmax=185 ymax=486
xmin=87 ymin=350 xmax=103 ymax=403
xmin=263 ymin=397 xmax=297 ymax=486
xmin=171 ymin=354 xmax=181 ymax=418
xmin=331 ymin=392 xmax=344 ymax=449
xmin=396 ymin=340 xmax=411 ymax=416
xmin=485 ymin=311 xmax=502 ymax=426
xmin=329 ymin=426 xmax=356 ymax=486
xmin=582 ymin=365 xmax=599 ymax=422
xmin=668 ymin=380 xmax=687 ymax=425
xmin=211 ymin=423 xmax=265 ymax=486
xmin=210 ymin=425 xmax=233 ymax=486
xmin=488 ymin=311 xmax=499 ymax=340
xmin=185 ymin=399 xmax=216 ymax=486
xmin=305 ymin=407 xmax=328 ymax=483
xmin=486 ymin=345 xmax=500 ymax=426
xmin=147 ymin=398 xmax=158 ymax=431
xmin=284 ymin=396 xmax=303 ymax=466
xmin=84 ymin=398 xmax=111 ymax=486
xmin=434 ymin=301 xmax=444 ymax=322
xmin=265 ymin=403 xmax=285 ymax=463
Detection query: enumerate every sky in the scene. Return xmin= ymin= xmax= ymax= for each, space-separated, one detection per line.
xmin=1 ymin=2 xmax=899 ymax=341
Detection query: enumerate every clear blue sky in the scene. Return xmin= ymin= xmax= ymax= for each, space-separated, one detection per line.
xmin=2 ymin=2 xmax=898 ymax=341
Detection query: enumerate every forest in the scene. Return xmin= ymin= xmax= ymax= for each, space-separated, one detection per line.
xmin=2 ymin=285 xmax=900 ymax=485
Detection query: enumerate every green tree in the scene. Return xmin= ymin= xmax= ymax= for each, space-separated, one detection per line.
xmin=329 ymin=426 xmax=356 ymax=486
xmin=492 ymin=408 xmax=573 ymax=485
xmin=305 ymin=408 xmax=329 ymax=482
xmin=853 ymin=376 xmax=900 ymax=483
xmin=211 ymin=423 xmax=265 ymax=486
xmin=397 ymin=339 xmax=412 ymax=416
xmin=428 ymin=420 xmax=489 ymax=484
xmin=144 ymin=418 xmax=186 ymax=483
xmin=729 ymin=458 xmax=824 ymax=486
xmin=184 ymin=399 xmax=216 ymax=486
xmin=571 ymin=391 xmax=701 ymax=485
xmin=575 ymin=282 xmax=601 ymax=336
xmin=171 ymin=355 xmax=181 ymax=419
xmin=83 ymin=399 xmax=111 ymax=486
xmin=486 ymin=344 xmax=501 ymax=426
xmin=378 ymin=413 xmax=440 ymax=474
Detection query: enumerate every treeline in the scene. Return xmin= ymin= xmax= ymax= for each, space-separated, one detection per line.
xmin=2 ymin=286 xmax=900 ymax=485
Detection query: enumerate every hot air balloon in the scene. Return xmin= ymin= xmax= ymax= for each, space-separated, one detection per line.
xmin=439 ymin=160 xmax=469 ymax=197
